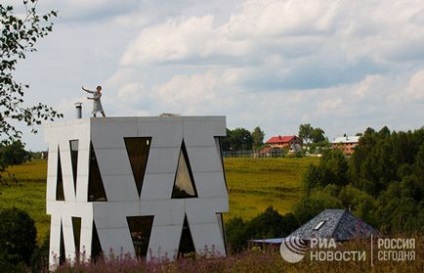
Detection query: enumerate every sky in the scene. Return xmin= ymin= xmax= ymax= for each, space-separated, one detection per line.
xmin=6 ymin=0 xmax=424 ymax=151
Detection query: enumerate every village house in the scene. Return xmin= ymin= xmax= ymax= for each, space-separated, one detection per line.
xmin=250 ymin=209 xmax=379 ymax=245
xmin=331 ymin=135 xmax=360 ymax=155
xmin=266 ymin=135 xmax=303 ymax=150
xmin=258 ymin=135 xmax=303 ymax=157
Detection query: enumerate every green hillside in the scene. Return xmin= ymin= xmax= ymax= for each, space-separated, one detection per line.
xmin=0 ymin=160 xmax=49 ymax=241
xmin=0 ymin=157 xmax=318 ymax=241
xmin=224 ymin=157 xmax=318 ymax=220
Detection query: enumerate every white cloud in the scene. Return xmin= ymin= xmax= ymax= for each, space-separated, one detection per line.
xmin=10 ymin=0 xmax=424 ymax=150
xmin=121 ymin=15 xmax=250 ymax=65
xmin=152 ymin=71 xmax=219 ymax=111
xmin=403 ymin=70 xmax=424 ymax=102
xmin=117 ymin=83 xmax=144 ymax=103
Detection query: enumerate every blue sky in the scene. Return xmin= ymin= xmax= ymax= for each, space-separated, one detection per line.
xmin=7 ymin=0 xmax=424 ymax=150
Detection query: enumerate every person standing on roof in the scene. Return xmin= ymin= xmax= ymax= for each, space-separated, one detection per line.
xmin=82 ymin=85 xmax=106 ymax=117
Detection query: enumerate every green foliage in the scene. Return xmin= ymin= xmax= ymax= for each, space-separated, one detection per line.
xmin=300 ymin=125 xmax=424 ymax=233
xmin=0 ymin=0 xmax=62 ymax=146
xmin=319 ymin=149 xmax=349 ymax=187
xmin=338 ymin=185 xmax=377 ymax=226
xmin=298 ymin=123 xmax=326 ymax=144
xmin=226 ymin=207 xmax=299 ymax=253
xmin=221 ymin=127 xmax=253 ymax=151
xmin=0 ymin=140 xmax=30 ymax=169
xmin=251 ymin=126 xmax=265 ymax=151
xmin=0 ymin=207 xmax=37 ymax=266
xmin=0 ymin=160 xmax=49 ymax=240
xmin=225 ymin=217 xmax=247 ymax=252
xmin=30 ymin=232 xmax=50 ymax=273
xmin=303 ymin=149 xmax=349 ymax=192
xmin=294 ymin=186 xmax=343 ymax=224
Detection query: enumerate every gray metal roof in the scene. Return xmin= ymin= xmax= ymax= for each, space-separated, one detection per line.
xmin=288 ymin=209 xmax=379 ymax=241
xmin=332 ymin=136 xmax=360 ymax=144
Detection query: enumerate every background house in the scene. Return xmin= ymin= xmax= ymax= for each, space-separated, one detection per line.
xmin=331 ymin=136 xmax=360 ymax=155
xmin=259 ymin=135 xmax=302 ymax=157
xmin=250 ymin=209 xmax=379 ymax=246
xmin=288 ymin=209 xmax=379 ymax=242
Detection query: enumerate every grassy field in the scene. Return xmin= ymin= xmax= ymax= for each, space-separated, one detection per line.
xmin=3 ymin=158 xmax=424 ymax=272
xmin=0 ymin=160 xmax=50 ymax=241
xmin=0 ymin=157 xmax=318 ymax=241
xmin=224 ymin=157 xmax=318 ymax=220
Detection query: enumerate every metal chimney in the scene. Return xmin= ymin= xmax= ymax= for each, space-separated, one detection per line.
xmin=75 ymin=102 xmax=82 ymax=119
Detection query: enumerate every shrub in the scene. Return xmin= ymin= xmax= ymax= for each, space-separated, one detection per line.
xmin=226 ymin=207 xmax=300 ymax=253
xmin=0 ymin=208 xmax=37 ymax=266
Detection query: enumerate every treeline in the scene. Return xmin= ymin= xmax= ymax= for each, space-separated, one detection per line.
xmin=297 ymin=126 xmax=424 ymax=233
xmin=221 ymin=123 xmax=328 ymax=154
xmin=226 ymin=126 xmax=424 ymax=252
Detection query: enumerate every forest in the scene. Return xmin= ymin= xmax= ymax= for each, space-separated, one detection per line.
xmin=224 ymin=125 xmax=424 ymax=252
xmin=297 ymin=126 xmax=424 ymax=233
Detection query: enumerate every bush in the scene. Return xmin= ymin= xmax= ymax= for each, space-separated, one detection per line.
xmin=225 ymin=217 xmax=247 ymax=253
xmin=0 ymin=208 xmax=37 ymax=267
xmin=226 ymin=207 xmax=300 ymax=253
xmin=0 ymin=140 xmax=30 ymax=169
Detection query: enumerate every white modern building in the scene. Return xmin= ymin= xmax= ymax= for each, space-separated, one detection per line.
xmin=44 ymin=116 xmax=228 ymax=267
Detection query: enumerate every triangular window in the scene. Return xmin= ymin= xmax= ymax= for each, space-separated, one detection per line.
xmin=88 ymin=142 xmax=107 ymax=201
xmin=56 ymin=149 xmax=65 ymax=201
xmin=91 ymin=221 xmax=102 ymax=262
xmin=178 ymin=215 xmax=195 ymax=256
xmin=70 ymin=140 xmax=79 ymax=194
xmin=124 ymin=137 xmax=152 ymax=197
xmin=216 ymin=213 xmax=227 ymax=253
xmin=72 ymin=217 xmax=82 ymax=259
xmin=59 ymin=222 xmax=66 ymax=264
xmin=172 ymin=141 xmax=197 ymax=198
xmin=214 ymin=136 xmax=228 ymax=190
xmin=127 ymin=216 xmax=154 ymax=258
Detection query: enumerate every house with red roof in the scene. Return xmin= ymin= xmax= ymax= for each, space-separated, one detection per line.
xmin=258 ymin=135 xmax=303 ymax=156
xmin=266 ymin=135 xmax=303 ymax=149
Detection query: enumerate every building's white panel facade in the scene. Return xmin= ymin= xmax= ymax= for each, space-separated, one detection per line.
xmin=45 ymin=116 xmax=228 ymax=268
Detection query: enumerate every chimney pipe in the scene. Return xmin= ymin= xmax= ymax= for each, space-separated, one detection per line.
xmin=75 ymin=102 xmax=82 ymax=119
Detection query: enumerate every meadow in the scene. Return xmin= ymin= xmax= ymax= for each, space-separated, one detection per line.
xmin=0 ymin=157 xmax=317 ymax=240
xmin=224 ymin=157 xmax=318 ymax=220
xmin=0 ymin=159 xmax=50 ymax=240
xmin=2 ymin=157 xmax=423 ymax=272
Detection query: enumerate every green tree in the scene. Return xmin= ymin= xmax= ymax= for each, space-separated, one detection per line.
xmin=298 ymin=123 xmax=326 ymax=144
xmin=220 ymin=128 xmax=232 ymax=151
xmin=0 ymin=140 xmax=29 ymax=168
xmin=338 ymin=185 xmax=377 ymax=226
xmin=245 ymin=207 xmax=286 ymax=239
xmin=294 ymin=188 xmax=342 ymax=224
xmin=0 ymin=208 xmax=37 ymax=267
xmin=0 ymin=0 xmax=62 ymax=148
xmin=302 ymin=149 xmax=349 ymax=192
xmin=225 ymin=207 xmax=299 ymax=253
xmin=251 ymin=126 xmax=265 ymax=151
xmin=311 ymin=127 xmax=326 ymax=143
xmin=225 ymin=217 xmax=247 ymax=252
xmin=302 ymin=164 xmax=323 ymax=194
xmin=224 ymin=128 xmax=253 ymax=151
xmin=298 ymin=123 xmax=313 ymax=144
xmin=320 ymin=149 xmax=349 ymax=187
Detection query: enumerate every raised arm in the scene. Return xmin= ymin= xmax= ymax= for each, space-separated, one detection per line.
xmin=82 ymin=86 xmax=95 ymax=94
